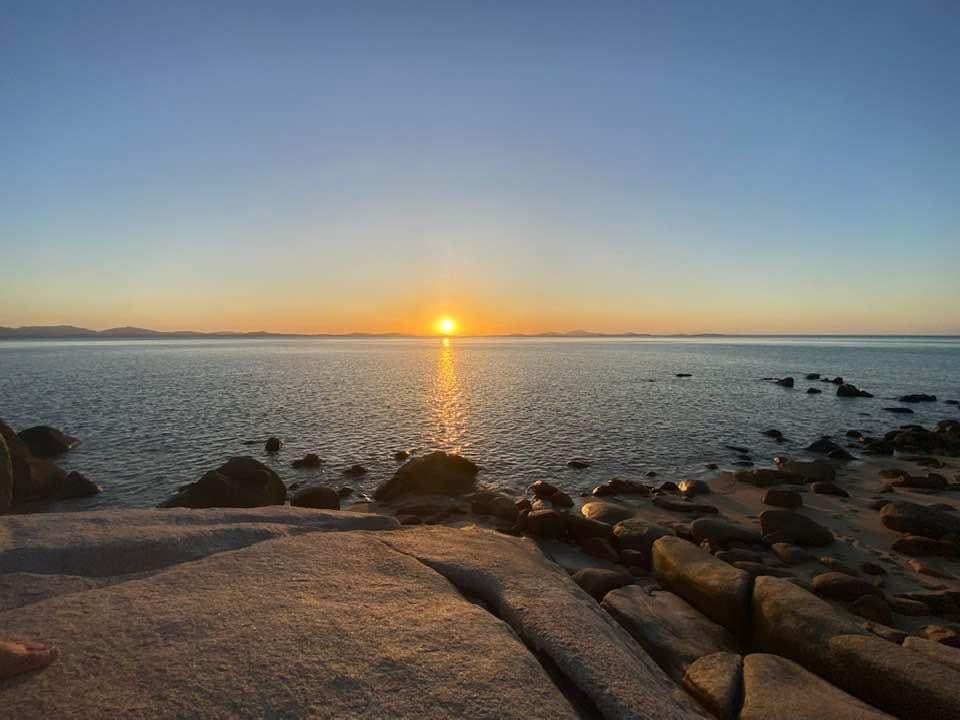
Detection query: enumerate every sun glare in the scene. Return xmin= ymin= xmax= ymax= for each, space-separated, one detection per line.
xmin=435 ymin=317 xmax=457 ymax=336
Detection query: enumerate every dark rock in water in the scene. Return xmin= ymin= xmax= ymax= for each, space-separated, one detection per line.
xmin=682 ymin=652 xmax=743 ymax=720
xmin=549 ymin=490 xmax=575 ymax=508
xmin=529 ymin=479 xmax=560 ymax=498
xmin=343 ymin=464 xmax=368 ymax=477
xmin=567 ymin=458 xmax=591 ymax=469
xmin=0 ymin=421 xmax=68 ymax=504
xmin=264 ymin=437 xmax=283 ymax=453
xmin=338 ymin=487 xmax=354 ymax=499
xmin=806 ymin=373 xmax=821 ymax=380
xmin=725 ymin=445 xmax=749 ymax=454
xmin=17 ymin=426 xmax=79 ymax=457
xmin=392 ymin=450 xmax=410 ymax=462
xmin=581 ymin=500 xmax=635 ymax=524
xmin=656 ymin=481 xmax=680 ymax=495
xmin=806 ymin=437 xmax=841 ymax=454
xmin=837 ymin=383 xmax=873 ymax=398
xmin=652 ymin=496 xmax=719 ymax=514
xmin=291 ymin=453 xmax=322 ymax=469
xmin=945 ymin=399 xmax=959 ymax=406
xmin=827 ymin=448 xmax=855 ymax=460
xmin=678 ymin=478 xmax=711 ymax=496
xmin=774 ymin=377 xmax=795 ymax=388
xmin=899 ymin=394 xmax=937 ymax=403
xmin=846 ymin=429 xmax=863 ymax=439
xmin=762 ymin=429 xmax=784 ymax=440
xmin=811 ymin=572 xmax=882 ymax=601
xmin=760 ymin=510 xmax=833 ymax=546
xmin=159 ymin=456 xmax=287 ymax=508
xmin=373 ymin=452 xmax=478 ymax=501
xmin=675 ymin=373 xmax=693 ymax=377
xmin=825 ymin=376 xmax=845 ymax=385
xmin=811 ymin=481 xmax=849 ymax=498
xmin=884 ymin=407 xmax=914 ymax=415
xmin=592 ymin=478 xmax=650 ymax=497
xmin=59 ymin=471 xmax=101 ymax=499
xmin=732 ymin=460 xmax=754 ymax=467
xmin=291 ymin=485 xmax=340 ymax=510
xmin=525 ymin=508 xmax=565 ymax=538
xmin=705 ymin=463 xmax=719 ymax=470
xmin=763 ymin=488 xmax=802 ymax=510
xmin=806 ymin=387 xmax=822 ymax=394
xmin=880 ymin=501 xmax=960 ymax=539
xmin=572 ymin=567 xmax=633 ymax=601
xmin=645 ymin=470 xmax=658 ymax=477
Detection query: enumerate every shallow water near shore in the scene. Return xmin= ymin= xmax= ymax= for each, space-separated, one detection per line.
xmin=1 ymin=336 xmax=958 ymax=510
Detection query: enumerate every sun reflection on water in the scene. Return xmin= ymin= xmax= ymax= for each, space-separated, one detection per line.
xmin=432 ymin=337 xmax=464 ymax=451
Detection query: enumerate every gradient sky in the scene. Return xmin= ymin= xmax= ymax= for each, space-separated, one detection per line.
xmin=3 ymin=1 xmax=959 ymax=335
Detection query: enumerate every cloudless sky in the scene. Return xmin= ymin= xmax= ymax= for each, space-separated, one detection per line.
xmin=2 ymin=1 xmax=958 ymax=334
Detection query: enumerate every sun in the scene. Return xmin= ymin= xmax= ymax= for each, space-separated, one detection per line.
xmin=435 ymin=317 xmax=457 ymax=336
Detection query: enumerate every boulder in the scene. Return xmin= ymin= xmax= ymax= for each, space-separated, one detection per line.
xmin=678 ymin=478 xmax=711 ymax=496
xmin=290 ymin=453 xmax=322 ymax=469
xmin=740 ymin=653 xmax=891 ymax=720
xmin=0 ymin=433 xmax=12 ymax=512
xmin=470 ymin=490 xmax=521 ymax=522
xmin=571 ymin=567 xmax=633 ymax=601
xmin=264 ymin=437 xmax=283 ymax=452
xmin=290 ymin=485 xmax=340 ymax=510
xmin=372 ymin=452 xmax=478 ymax=502
xmin=837 ymin=383 xmax=873 ymax=398
xmin=690 ymin=518 xmax=762 ymax=546
xmin=891 ymin=535 xmax=958 ymax=557
xmin=343 ymin=464 xmax=368 ymax=477
xmin=591 ymin=478 xmax=650 ymax=496
xmin=1 ymin=419 xmax=67 ymax=503
xmin=760 ymin=510 xmax=833 ymax=546
xmin=762 ymin=488 xmax=802 ymax=509
xmin=880 ymin=501 xmax=960 ymax=539
xmin=806 ymin=437 xmax=842 ymax=454
xmin=158 ymin=457 xmax=287 ymax=508
xmin=778 ymin=459 xmax=836 ymax=483
xmin=774 ymin=377 xmax=794 ymax=388
xmin=890 ymin=473 xmax=948 ymax=491
xmin=16 ymin=425 xmax=79 ymax=457
xmin=811 ymin=481 xmax=849 ymax=497
xmin=393 ymin=450 xmax=410 ymax=462
xmin=902 ymin=637 xmax=960 ymax=672
xmin=602 ymin=586 xmax=738 ymax=682
xmin=613 ymin=517 xmax=674 ymax=559
xmin=59 ymin=471 xmax=101 ymax=499
xmin=734 ymin=468 xmax=793 ymax=488
xmin=525 ymin=509 xmax=565 ymax=538
xmin=651 ymin=536 xmax=752 ymax=634
xmin=851 ymin=595 xmax=893 ymax=625
xmin=812 ymin=572 xmax=882 ymax=601
xmin=682 ymin=652 xmax=743 ymax=720
xmin=770 ymin=543 xmax=811 ymax=565
xmin=806 ymin=388 xmax=822 ymax=394
xmin=581 ymin=500 xmax=635 ymax=524
xmin=651 ymin=496 xmax=719 ymax=514
xmin=582 ymin=537 xmax=620 ymax=562
xmin=565 ymin=514 xmax=615 ymax=545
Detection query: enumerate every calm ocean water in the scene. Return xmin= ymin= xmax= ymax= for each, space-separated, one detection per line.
xmin=1 ymin=337 xmax=958 ymax=511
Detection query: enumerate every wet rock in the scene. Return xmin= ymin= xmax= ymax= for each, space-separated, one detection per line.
xmin=0 ymin=433 xmax=11 ymax=511
xmin=571 ymin=567 xmax=633 ymax=601
xmin=591 ymin=477 xmax=650 ymax=497
xmin=806 ymin=437 xmax=842 ymax=454
xmin=828 ymin=447 xmax=855 ymax=460
xmin=880 ymin=500 xmax=960 ymax=539
xmin=691 ymin=518 xmax=761 ymax=546
xmin=291 ymin=453 xmax=322 ymax=469
xmin=525 ymin=509 xmax=564 ymax=538
xmin=678 ymin=478 xmax=711 ymax=496
xmin=715 ymin=548 xmax=765 ymax=564
xmin=725 ymin=445 xmax=750 ymax=454
xmin=778 ymin=459 xmax=836 ymax=483
xmin=614 ymin=518 xmax=674 ymax=561
xmin=760 ymin=510 xmax=833 ymax=546
xmin=762 ymin=488 xmax=802 ymax=509
xmin=17 ymin=426 xmax=79 ymax=457
xmin=846 ymin=429 xmax=864 ymax=439
xmin=392 ymin=450 xmax=410 ymax=462
xmin=771 ymin=543 xmax=811 ymax=565
xmin=59 ymin=470 xmax=101 ymax=499
xmin=811 ymin=572 xmax=882 ymax=601
xmin=852 ymin=595 xmax=893 ymax=625
xmin=373 ymin=451 xmax=478 ymax=502
xmin=603 ymin=585 xmax=738 ymax=682
xmin=549 ymin=490 xmax=574 ymax=508
xmin=774 ymin=377 xmax=795 ymax=388
xmin=529 ymin=480 xmax=560 ymax=498
xmin=740 ymin=653 xmax=891 ymax=720
xmin=806 ymin=373 xmax=821 ymax=380
xmin=705 ymin=462 xmax=719 ymax=470
xmin=290 ymin=485 xmax=341 ymax=510
xmin=582 ymin=537 xmax=620 ymax=563
xmin=652 ymin=496 xmax=719 ymax=514
xmin=652 ymin=536 xmax=752 ymax=634
xmin=806 ymin=387 xmax=822 ymax=394
xmin=899 ymin=394 xmax=937 ymax=403
xmin=565 ymin=513 xmax=615 ymax=545
xmin=581 ymin=500 xmax=635 ymax=524
xmin=861 ymin=562 xmax=885 ymax=576
xmin=159 ymin=457 xmax=287 ymax=509
xmin=338 ymin=487 xmax=353 ymax=499
xmin=682 ymin=652 xmax=743 ymax=720
xmin=837 ymin=383 xmax=874 ymax=398
xmin=811 ymin=481 xmax=849 ymax=498
xmin=735 ymin=468 xmax=793 ymax=488
xmin=762 ymin=429 xmax=784 ymax=440
xmin=264 ymin=437 xmax=283 ymax=453
xmin=567 ymin=458 xmax=591 ymax=469
xmin=470 ymin=490 xmax=521 ymax=522
xmin=343 ymin=464 xmax=368 ymax=477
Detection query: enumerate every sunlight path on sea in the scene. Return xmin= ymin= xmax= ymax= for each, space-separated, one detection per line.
xmin=431 ymin=338 xmax=465 ymax=453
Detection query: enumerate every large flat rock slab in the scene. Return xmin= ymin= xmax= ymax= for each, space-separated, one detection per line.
xmin=1 ymin=531 xmax=578 ymax=719
xmin=381 ymin=525 xmax=703 ymax=719
xmin=0 ymin=507 xmax=399 ymax=578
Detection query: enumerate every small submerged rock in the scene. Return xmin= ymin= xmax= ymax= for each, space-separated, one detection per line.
xmin=806 ymin=387 xmax=822 ymax=394
xmin=291 ymin=485 xmax=341 ymax=510
xmin=774 ymin=377 xmax=795 ymax=388
xmin=291 ymin=453 xmax=322 ymax=469
xmin=567 ymin=458 xmax=591 ymax=469
xmin=837 ymin=383 xmax=874 ymax=398
xmin=373 ymin=451 xmax=478 ymax=502
xmin=264 ymin=437 xmax=283 ymax=452
xmin=899 ymin=394 xmax=937 ymax=403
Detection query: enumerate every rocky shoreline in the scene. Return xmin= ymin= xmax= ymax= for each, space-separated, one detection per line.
xmin=2 ymin=414 xmax=960 ymax=717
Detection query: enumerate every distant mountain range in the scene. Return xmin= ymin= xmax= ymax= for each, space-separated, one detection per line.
xmin=0 ymin=325 xmax=730 ymax=339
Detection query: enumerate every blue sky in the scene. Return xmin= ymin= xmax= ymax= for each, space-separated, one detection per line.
xmin=2 ymin=1 xmax=958 ymax=333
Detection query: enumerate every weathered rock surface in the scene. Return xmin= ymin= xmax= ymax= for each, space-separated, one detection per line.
xmin=881 ymin=501 xmax=960 ymax=539
xmin=0 ymin=419 xmax=67 ymax=503
xmin=652 ymin=536 xmax=752 ymax=634
xmin=760 ymin=510 xmax=834 ymax=546
xmin=682 ymin=652 xmax=742 ymax=720
xmin=158 ymin=457 xmax=287 ymax=508
xmin=903 ymin=636 xmax=960 ymax=672
xmin=740 ymin=653 xmax=892 ymax=720
xmin=603 ymin=586 xmax=738 ymax=682
xmin=571 ymin=567 xmax=633 ymax=601
xmin=372 ymin=451 xmax=478 ymax=502
xmin=812 ymin=572 xmax=882 ymax=602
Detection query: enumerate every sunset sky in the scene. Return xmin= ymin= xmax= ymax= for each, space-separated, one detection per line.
xmin=3 ymin=2 xmax=959 ymax=335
